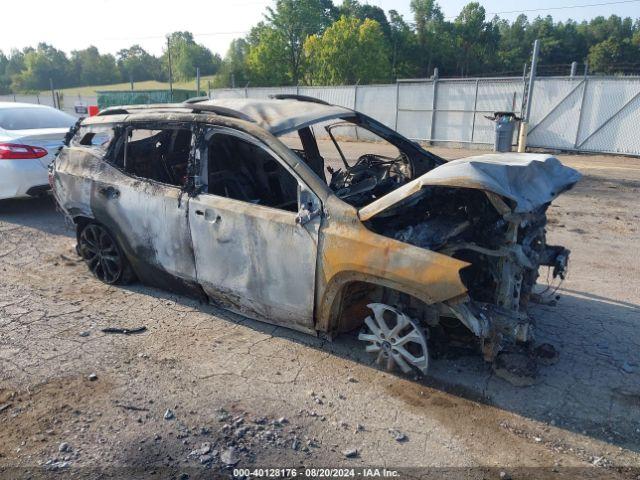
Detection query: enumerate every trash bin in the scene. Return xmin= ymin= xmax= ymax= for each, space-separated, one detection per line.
xmin=486 ymin=112 xmax=519 ymax=152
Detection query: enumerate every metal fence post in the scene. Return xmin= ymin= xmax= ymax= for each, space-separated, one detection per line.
xmin=518 ymin=39 xmax=540 ymax=152
xmin=49 ymin=78 xmax=56 ymax=108
xmin=394 ymin=81 xmax=400 ymax=131
xmin=574 ymin=75 xmax=589 ymax=149
xmin=354 ymin=83 xmax=360 ymax=140
xmin=430 ymin=68 xmax=439 ymax=143
xmin=470 ymin=78 xmax=479 ymax=143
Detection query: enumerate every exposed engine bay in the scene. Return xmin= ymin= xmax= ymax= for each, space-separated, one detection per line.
xmin=364 ymin=185 xmax=570 ymax=356
xmin=338 ymin=149 xmax=581 ymax=374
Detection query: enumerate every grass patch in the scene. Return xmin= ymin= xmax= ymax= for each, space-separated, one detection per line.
xmin=46 ymin=75 xmax=220 ymax=97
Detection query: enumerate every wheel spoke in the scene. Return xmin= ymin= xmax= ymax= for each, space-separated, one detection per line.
xmin=364 ymin=316 xmax=382 ymax=337
xmin=80 ymin=224 xmax=123 ymax=285
xmin=391 ymin=351 xmax=413 ymax=373
xmin=357 ymin=333 xmax=379 ymax=343
xmin=102 ymin=259 xmax=118 ymax=281
xmin=388 ymin=314 xmax=409 ymax=338
xmin=396 ymin=330 xmax=424 ymax=346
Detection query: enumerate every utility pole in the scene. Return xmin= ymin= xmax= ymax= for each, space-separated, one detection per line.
xmin=517 ymin=39 xmax=540 ymax=153
xmin=130 ymin=73 xmax=134 ymax=91
xmin=196 ymin=67 xmax=201 ymax=95
xmin=167 ymin=36 xmax=174 ymax=101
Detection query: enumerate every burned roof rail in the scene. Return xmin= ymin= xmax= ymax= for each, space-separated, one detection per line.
xmin=184 ymin=96 xmax=211 ymax=104
xmin=183 ymin=103 xmax=256 ymax=123
xmin=96 ymin=103 xmax=186 ymax=116
xmin=270 ymin=94 xmax=331 ymax=106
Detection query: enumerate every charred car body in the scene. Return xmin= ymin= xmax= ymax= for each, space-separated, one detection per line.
xmin=52 ymin=96 xmax=580 ymax=375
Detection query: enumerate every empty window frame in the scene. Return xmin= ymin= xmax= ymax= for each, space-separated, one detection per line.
xmin=206 ymin=132 xmax=298 ymax=212
xmin=71 ymin=125 xmax=115 ymax=153
xmin=112 ymin=127 xmax=192 ymax=187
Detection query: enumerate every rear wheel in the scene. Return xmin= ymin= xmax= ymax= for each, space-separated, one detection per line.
xmin=358 ymin=303 xmax=430 ymax=375
xmin=78 ymin=223 xmax=134 ymax=285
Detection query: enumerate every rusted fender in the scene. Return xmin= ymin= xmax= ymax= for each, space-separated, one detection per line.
xmin=315 ymin=196 xmax=469 ymax=332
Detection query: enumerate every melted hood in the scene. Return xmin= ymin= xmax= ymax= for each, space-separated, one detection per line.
xmin=359 ymin=153 xmax=581 ymax=221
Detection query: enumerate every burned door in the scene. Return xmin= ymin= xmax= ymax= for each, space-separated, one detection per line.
xmin=188 ymin=127 xmax=321 ymax=332
xmin=90 ymin=123 xmax=198 ymax=292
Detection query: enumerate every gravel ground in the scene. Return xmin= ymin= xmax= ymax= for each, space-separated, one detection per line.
xmin=0 ymin=145 xmax=639 ymax=479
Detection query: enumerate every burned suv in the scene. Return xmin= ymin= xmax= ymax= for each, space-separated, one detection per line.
xmin=52 ymin=96 xmax=580 ymax=375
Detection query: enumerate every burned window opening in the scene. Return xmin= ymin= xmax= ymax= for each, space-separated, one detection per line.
xmin=111 ymin=127 xmax=192 ymax=187
xmin=70 ymin=125 xmax=115 ymax=153
xmin=206 ymin=133 xmax=298 ymax=212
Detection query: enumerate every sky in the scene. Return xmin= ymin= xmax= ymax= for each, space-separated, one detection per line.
xmin=2 ymin=0 xmax=639 ymax=58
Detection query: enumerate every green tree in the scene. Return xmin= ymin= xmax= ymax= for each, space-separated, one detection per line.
xmin=339 ymin=0 xmax=391 ymax=40
xmin=454 ymin=3 xmax=499 ymax=76
xmin=258 ymin=0 xmax=337 ymax=84
xmin=588 ymin=38 xmax=623 ymax=73
xmin=410 ymin=0 xmax=445 ymax=76
xmin=388 ymin=10 xmax=419 ymax=78
xmin=218 ymin=38 xmax=250 ymax=87
xmin=70 ymin=46 xmax=119 ymax=86
xmin=11 ymin=43 xmax=71 ymax=91
xmin=0 ymin=52 xmax=10 ymax=94
xmin=245 ymin=24 xmax=290 ymax=86
xmin=304 ymin=16 xmax=391 ymax=85
xmin=164 ymin=31 xmax=222 ymax=81
xmin=116 ymin=45 xmax=163 ymax=83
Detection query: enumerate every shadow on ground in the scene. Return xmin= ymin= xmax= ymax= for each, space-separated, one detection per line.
xmin=119 ymin=278 xmax=640 ymax=454
xmin=0 ymin=196 xmax=72 ymax=237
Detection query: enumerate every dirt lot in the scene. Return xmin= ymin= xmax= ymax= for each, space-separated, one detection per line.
xmin=0 ymin=145 xmax=639 ymax=479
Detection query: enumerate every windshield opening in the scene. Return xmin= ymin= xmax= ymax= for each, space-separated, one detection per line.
xmin=280 ymin=115 xmax=443 ymax=208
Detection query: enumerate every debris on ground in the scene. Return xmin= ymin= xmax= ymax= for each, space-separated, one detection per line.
xmin=88 ymin=373 xmax=98 ymax=381
xmin=343 ymin=448 xmax=358 ymax=458
xmin=164 ymin=409 xmax=175 ymax=420
xmin=388 ymin=429 xmax=408 ymax=442
xmin=534 ymin=343 xmax=560 ymax=366
xmin=493 ymin=351 xmax=538 ymax=387
xmin=43 ymin=459 xmax=70 ymax=471
xmin=220 ymin=447 xmax=239 ymax=466
xmin=58 ymin=442 xmax=71 ymax=453
xmin=101 ymin=326 xmax=147 ymax=335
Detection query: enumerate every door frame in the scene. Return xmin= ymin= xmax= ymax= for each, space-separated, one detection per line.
xmin=188 ymin=124 xmax=323 ymax=332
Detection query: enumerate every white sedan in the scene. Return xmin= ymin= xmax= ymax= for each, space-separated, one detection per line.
xmin=0 ymin=102 xmax=76 ymax=200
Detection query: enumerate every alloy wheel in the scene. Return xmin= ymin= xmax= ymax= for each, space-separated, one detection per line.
xmin=79 ymin=224 xmax=124 ymax=284
xmin=358 ymin=303 xmax=429 ymax=375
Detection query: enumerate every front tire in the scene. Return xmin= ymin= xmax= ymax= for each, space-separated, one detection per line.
xmin=78 ymin=223 xmax=135 ymax=285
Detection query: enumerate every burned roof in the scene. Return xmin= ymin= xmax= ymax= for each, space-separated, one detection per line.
xmin=195 ymin=98 xmax=354 ymax=136
xmin=95 ymin=97 xmax=354 ymax=136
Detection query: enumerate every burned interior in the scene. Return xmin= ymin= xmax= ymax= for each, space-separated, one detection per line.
xmin=52 ymin=96 xmax=581 ymax=380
